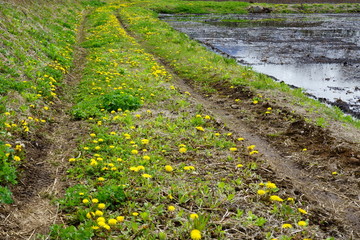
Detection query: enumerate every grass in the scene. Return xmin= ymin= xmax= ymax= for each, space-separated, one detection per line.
xmin=0 ymin=0 xmax=82 ymax=204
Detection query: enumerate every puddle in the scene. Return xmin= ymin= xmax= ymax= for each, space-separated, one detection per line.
xmin=160 ymin=13 xmax=360 ymax=117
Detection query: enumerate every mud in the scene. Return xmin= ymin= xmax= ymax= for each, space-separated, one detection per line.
xmin=161 ymin=13 xmax=360 ymax=117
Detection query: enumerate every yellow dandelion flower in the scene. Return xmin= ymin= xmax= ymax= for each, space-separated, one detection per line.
xmin=190 ymin=213 xmax=199 ymax=220
xmin=116 ymin=216 xmax=125 ymax=222
xmin=164 ymin=165 xmax=174 ymax=172
xmin=95 ymin=210 xmax=103 ymax=216
xmin=298 ymin=221 xmax=308 ymax=227
xmin=190 ymin=229 xmax=202 ymax=240
xmin=265 ymin=182 xmax=277 ymax=189
xmin=90 ymin=133 xmax=96 ymax=137
xmin=270 ymin=195 xmax=283 ymax=202
xmin=184 ymin=166 xmax=195 ymax=171
xmin=179 ymin=147 xmax=187 ymax=153
xmin=91 ymin=226 xmax=100 ymax=230
xmin=282 ymin=223 xmax=293 ymax=229
xmin=141 ymin=139 xmax=149 ymax=144
xmin=98 ymin=203 xmax=106 ymax=209
xmin=237 ymin=137 xmax=245 ymax=141
xmin=13 ymin=156 xmax=21 ymax=161
xmin=142 ymin=173 xmax=152 ymax=178
xmin=92 ymin=198 xmax=99 ymax=203
xmin=298 ymin=208 xmax=308 ymax=214
xmin=143 ymin=155 xmax=150 ymax=160
xmin=68 ymin=158 xmax=76 ymax=162
xmin=257 ymin=190 xmax=266 ymax=195
xmin=247 ymin=145 xmax=256 ymax=150
xmin=132 ymin=212 xmax=139 ymax=216
xmin=236 ymin=164 xmax=243 ymax=168
xmin=167 ymin=205 xmax=176 ymax=212
xmin=195 ymin=126 xmax=205 ymax=131
xmin=97 ymin=177 xmax=105 ymax=181
xmin=108 ymin=219 xmax=117 ymax=225
xmin=82 ymin=199 xmax=89 ymax=204
xmin=249 ymin=150 xmax=259 ymax=155
xmin=131 ymin=149 xmax=138 ymax=155
xmin=229 ymin=147 xmax=237 ymax=152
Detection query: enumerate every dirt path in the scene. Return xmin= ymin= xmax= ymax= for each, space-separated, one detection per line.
xmin=0 ymin=11 xmax=89 ymax=240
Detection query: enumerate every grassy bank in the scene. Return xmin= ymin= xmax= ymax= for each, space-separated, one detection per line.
xmin=145 ymin=0 xmax=360 ymax=14
xmin=0 ymin=0 xmax=83 ymax=204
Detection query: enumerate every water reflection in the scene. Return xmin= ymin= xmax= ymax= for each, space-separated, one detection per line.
xmin=161 ymin=13 xmax=360 ymax=114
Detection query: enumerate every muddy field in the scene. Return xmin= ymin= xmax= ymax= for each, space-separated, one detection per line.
xmin=189 ymin=0 xmax=360 ymax=4
xmin=161 ymin=13 xmax=360 ymax=117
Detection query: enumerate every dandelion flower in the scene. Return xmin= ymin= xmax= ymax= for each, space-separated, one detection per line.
xmin=142 ymin=173 xmax=152 ymax=178
xmin=141 ymin=139 xmax=149 ymax=144
xmin=108 ymin=219 xmax=117 ymax=225
xmin=237 ymin=138 xmax=245 ymax=141
xmin=98 ymin=203 xmax=106 ymax=209
xmin=91 ymin=226 xmax=100 ymax=230
xmin=265 ymin=182 xmax=277 ymax=189
xmin=298 ymin=221 xmax=307 ymax=227
xmin=229 ymin=147 xmax=237 ymax=152
xmin=236 ymin=164 xmax=243 ymax=168
xmin=298 ymin=208 xmax=308 ymax=214
xmin=95 ymin=210 xmax=103 ymax=216
xmin=68 ymin=158 xmax=76 ymax=162
xmin=13 ymin=156 xmax=21 ymax=161
xmin=132 ymin=212 xmax=139 ymax=216
xmin=270 ymin=195 xmax=283 ymax=202
xmin=164 ymin=165 xmax=174 ymax=172
xmin=282 ymin=223 xmax=293 ymax=229
xmin=97 ymin=177 xmax=105 ymax=181
xmin=179 ymin=147 xmax=187 ymax=153
xmin=92 ymin=198 xmax=99 ymax=203
xmin=204 ymin=115 xmax=211 ymax=119
xmin=82 ymin=199 xmax=89 ymax=204
xmin=190 ymin=229 xmax=202 ymax=240
xmin=131 ymin=149 xmax=138 ymax=155
xmin=116 ymin=216 xmax=125 ymax=222
xmin=184 ymin=166 xmax=195 ymax=171
xmin=167 ymin=205 xmax=176 ymax=212
xmin=190 ymin=213 xmax=199 ymax=220
xmin=247 ymin=145 xmax=256 ymax=150
xmin=143 ymin=155 xmax=150 ymax=161
xmin=195 ymin=126 xmax=205 ymax=131
xmin=257 ymin=190 xmax=266 ymax=195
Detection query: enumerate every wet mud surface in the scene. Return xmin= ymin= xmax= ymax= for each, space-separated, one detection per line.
xmin=161 ymin=13 xmax=360 ymax=117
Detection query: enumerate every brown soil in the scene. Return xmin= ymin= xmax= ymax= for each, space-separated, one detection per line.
xmin=0 ymin=12 xmax=89 ymax=240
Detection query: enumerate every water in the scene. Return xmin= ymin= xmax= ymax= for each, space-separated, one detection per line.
xmin=160 ymin=14 xmax=360 ymax=116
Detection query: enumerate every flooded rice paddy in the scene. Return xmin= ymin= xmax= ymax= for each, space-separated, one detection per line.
xmin=160 ymin=14 xmax=360 ymax=117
